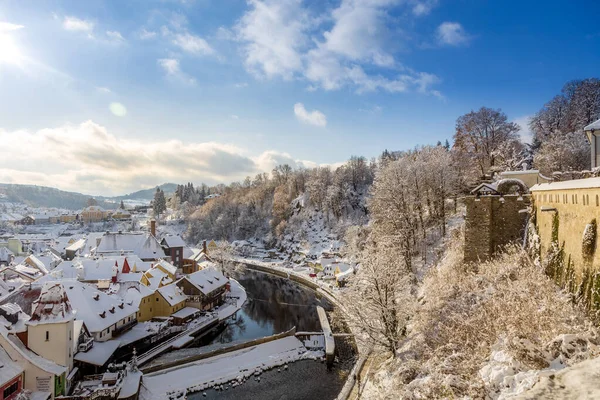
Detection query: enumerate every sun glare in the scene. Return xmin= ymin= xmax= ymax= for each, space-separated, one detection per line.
xmin=0 ymin=33 xmax=24 ymax=66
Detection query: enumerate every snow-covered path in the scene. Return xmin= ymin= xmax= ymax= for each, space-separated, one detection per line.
xmin=140 ymin=336 xmax=323 ymax=399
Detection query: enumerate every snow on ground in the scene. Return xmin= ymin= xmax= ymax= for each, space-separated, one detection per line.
xmin=515 ymin=355 xmax=600 ymax=399
xmin=481 ymin=332 xmax=600 ymax=399
xmin=140 ymin=336 xmax=324 ymax=399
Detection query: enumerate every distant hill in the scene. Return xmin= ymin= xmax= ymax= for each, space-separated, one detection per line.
xmin=0 ymin=182 xmax=178 ymax=210
xmin=108 ymin=183 xmax=178 ymax=202
xmin=0 ymin=184 xmax=116 ymax=210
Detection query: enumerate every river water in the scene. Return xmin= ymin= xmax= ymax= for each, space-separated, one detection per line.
xmin=153 ymin=267 xmax=355 ymax=400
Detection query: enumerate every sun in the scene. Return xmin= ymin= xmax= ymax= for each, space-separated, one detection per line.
xmin=0 ymin=33 xmax=24 ymax=66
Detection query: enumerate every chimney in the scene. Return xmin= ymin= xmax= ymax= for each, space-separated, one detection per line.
xmin=202 ymin=240 xmax=207 ymax=254
xmin=150 ymin=220 xmax=156 ymax=237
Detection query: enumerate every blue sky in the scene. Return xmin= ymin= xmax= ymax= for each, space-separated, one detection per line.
xmin=0 ymin=0 xmax=598 ymax=195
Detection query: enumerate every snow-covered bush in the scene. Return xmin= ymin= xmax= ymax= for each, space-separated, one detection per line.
xmin=582 ymin=219 xmax=597 ymax=265
xmin=362 ymin=227 xmax=591 ymax=399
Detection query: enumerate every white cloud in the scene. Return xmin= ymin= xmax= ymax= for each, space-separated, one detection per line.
xmin=62 ymin=16 xmax=94 ymax=32
xmin=436 ymin=22 xmax=470 ymax=46
xmin=294 ymin=103 xmax=327 ymax=127
xmin=235 ymin=0 xmax=308 ymax=80
xmin=95 ymin=86 xmax=112 ymax=94
xmin=139 ymin=29 xmax=157 ymax=40
xmin=157 ymin=58 xmax=196 ymax=85
xmin=410 ymin=0 xmax=438 ymax=16
xmin=172 ymin=32 xmax=214 ymax=55
xmin=0 ymin=121 xmax=323 ymax=195
xmin=0 ymin=22 xmax=24 ymax=32
xmin=106 ymin=30 xmax=125 ymax=43
xmin=234 ymin=0 xmax=442 ymax=96
xmin=230 ymin=115 xmax=240 ymax=120
xmin=514 ymin=115 xmax=533 ymax=144
xmin=234 ymin=82 xmax=248 ymax=88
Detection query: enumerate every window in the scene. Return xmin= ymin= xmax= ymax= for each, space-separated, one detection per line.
xmin=45 ymin=331 xmax=49 ymax=341
xmin=3 ymin=381 xmax=19 ymax=398
xmin=69 ymin=330 xmax=71 ymax=341
xmin=597 ymin=195 xmax=599 ymax=207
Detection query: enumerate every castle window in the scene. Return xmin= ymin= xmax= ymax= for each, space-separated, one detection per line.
xmin=597 ymin=195 xmax=599 ymax=207
xmin=45 ymin=331 xmax=49 ymax=341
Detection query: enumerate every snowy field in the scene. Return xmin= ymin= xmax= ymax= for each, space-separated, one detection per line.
xmin=140 ymin=336 xmax=324 ymax=399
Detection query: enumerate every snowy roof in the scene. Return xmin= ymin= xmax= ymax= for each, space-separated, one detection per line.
xmin=96 ymin=233 xmax=164 ymax=260
xmin=62 ymin=281 xmax=137 ymax=334
xmin=38 ymin=256 xmax=153 ymax=283
xmin=0 ymin=344 xmax=23 ymax=386
xmin=66 ymin=239 xmax=86 ymax=252
xmin=154 ymin=260 xmax=177 ymax=276
xmin=157 ymin=283 xmax=187 ymax=306
xmin=28 ymin=282 xmax=75 ymax=325
xmin=1 ymin=327 xmax=66 ymax=375
xmin=143 ymin=267 xmax=173 ymax=290
xmin=170 ymin=306 xmax=200 ymax=319
xmin=161 ymin=235 xmax=186 ymax=248
xmin=73 ymin=339 xmax=121 ymax=366
xmin=584 ymin=118 xmax=600 ymax=131
xmin=29 ymin=255 xmax=50 ymax=273
xmin=500 ymin=170 xmax=541 ymax=176
xmin=83 ymin=206 xmax=105 ymax=212
xmin=530 ymin=177 xmax=600 ymax=192
xmin=184 ymin=267 xmax=228 ymax=296
xmin=470 ymin=182 xmax=499 ymax=195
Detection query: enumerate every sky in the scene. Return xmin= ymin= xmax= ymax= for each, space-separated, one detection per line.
xmin=0 ymin=0 xmax=599 ymax=196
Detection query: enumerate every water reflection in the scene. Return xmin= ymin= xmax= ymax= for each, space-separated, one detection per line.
xmin=204 ymin=268 xmax=332 ymax=345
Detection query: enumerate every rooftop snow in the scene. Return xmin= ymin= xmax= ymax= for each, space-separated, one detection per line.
xmin=62 ymin=281 xmax=137 ymax=334
xmin=584 ymin=118 xmax=600 ymax=131
xmin=157 ymin=283 xmax=187 ymax=306
xmin=184 ymin=267 xmax=228 ymax=296
xmin=74 ymin=339 xmax=121 ymax=366
xmin=28 ymin=282 xmax=75 ymax=325
xmin=161 ymin=235 xmax=186 ymax=248
xmin=0 ymin=345 xmax=23 ymax=386
xmin=96 ymin=233 xmax=164 ymax=260
xmin=530 ymin=177 xmax=600 ymax=192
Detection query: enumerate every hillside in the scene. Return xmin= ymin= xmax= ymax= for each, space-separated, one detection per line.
xmin=0 ymin=182 xmax=178 ymax=210
xmin=108 ymin=183 xmax=178 ymax=202
xmin=0 ymin=184 xmax=116 ymax=210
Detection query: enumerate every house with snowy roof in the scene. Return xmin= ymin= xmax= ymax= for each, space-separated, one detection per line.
xmin=0 ymin=325 xmax=67 ymax=399
xmin=95 ymin=232 xmax=164 ymax=261
xmin=80 ymin=206 xmax=108 ymax=223
xmin=0 ymin=345 xmax=24 ymax=399
xmin=585 ymin=118 xmax=600 ymax=168
xmin=161 ymin=235 xmax=186 ymax=269
xmin=61 ymin=281 xmax=138 ymax=342
xmin=177 ymin=267 xmax=229 ymax=311
xmin=25 ymin=283 xmax=76 ymax=377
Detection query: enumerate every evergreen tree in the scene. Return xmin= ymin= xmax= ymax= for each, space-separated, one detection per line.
xmin=120 ymin=200 xmax=125 ymax=209
xmin=153 ymin=188 xmax=167 ymax=218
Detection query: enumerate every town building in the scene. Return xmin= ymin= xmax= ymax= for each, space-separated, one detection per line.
xmin=177 ymin=267 xmax=229 ymax=310
xmin=160 ymin=235 xmax=186 ymax=269
xmin=584 ymin=118 xmax=600 ymax=168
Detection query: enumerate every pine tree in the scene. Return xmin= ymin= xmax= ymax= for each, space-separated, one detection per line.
xmin=153 ymin=188 xmax=167 ymax=218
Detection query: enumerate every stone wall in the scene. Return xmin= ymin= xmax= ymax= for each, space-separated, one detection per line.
xmin=464 ymin=195 xmax=531 ymax=263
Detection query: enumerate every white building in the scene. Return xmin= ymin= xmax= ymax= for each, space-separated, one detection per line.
xmin=585 ymin=118 xmax=600 ymax=168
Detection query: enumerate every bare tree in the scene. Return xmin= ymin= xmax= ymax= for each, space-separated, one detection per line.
xmin=344 ymin=239 xmax=414 ymax=357
xmin=453 ymin=107 xmax=521 ymax=177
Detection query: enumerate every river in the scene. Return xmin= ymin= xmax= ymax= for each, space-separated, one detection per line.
xmin=151 ymin=267 xmax=355 ymax=400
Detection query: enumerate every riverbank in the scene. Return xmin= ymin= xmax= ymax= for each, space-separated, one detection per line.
xmin=139 ymin=336 xmax=324 ymax=399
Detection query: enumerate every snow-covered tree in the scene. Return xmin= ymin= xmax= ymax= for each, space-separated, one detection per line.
xmin=344 ymin=239 xmax=414 ymax=357
xmin=533 ymin=131 xmax=589 ymax=174
xmin=153 ymin=188 xmax=167 ymax=218
xmin=453 ymin=107 xmax=521 ymax=177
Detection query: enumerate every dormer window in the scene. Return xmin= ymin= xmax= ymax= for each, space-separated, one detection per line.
xmin=99 ymin=311 xmax=106 ymax=318
xmin=93 ymin=294 xmax=100 ymax=301
xmin=109 ymin=307 xmax=115 ymax=314
xmin=118 ymin=302 xmax=124 ymax=309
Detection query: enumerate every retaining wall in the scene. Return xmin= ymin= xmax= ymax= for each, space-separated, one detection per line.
xmin=141 ymin=327 xmax=297 ymax=374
